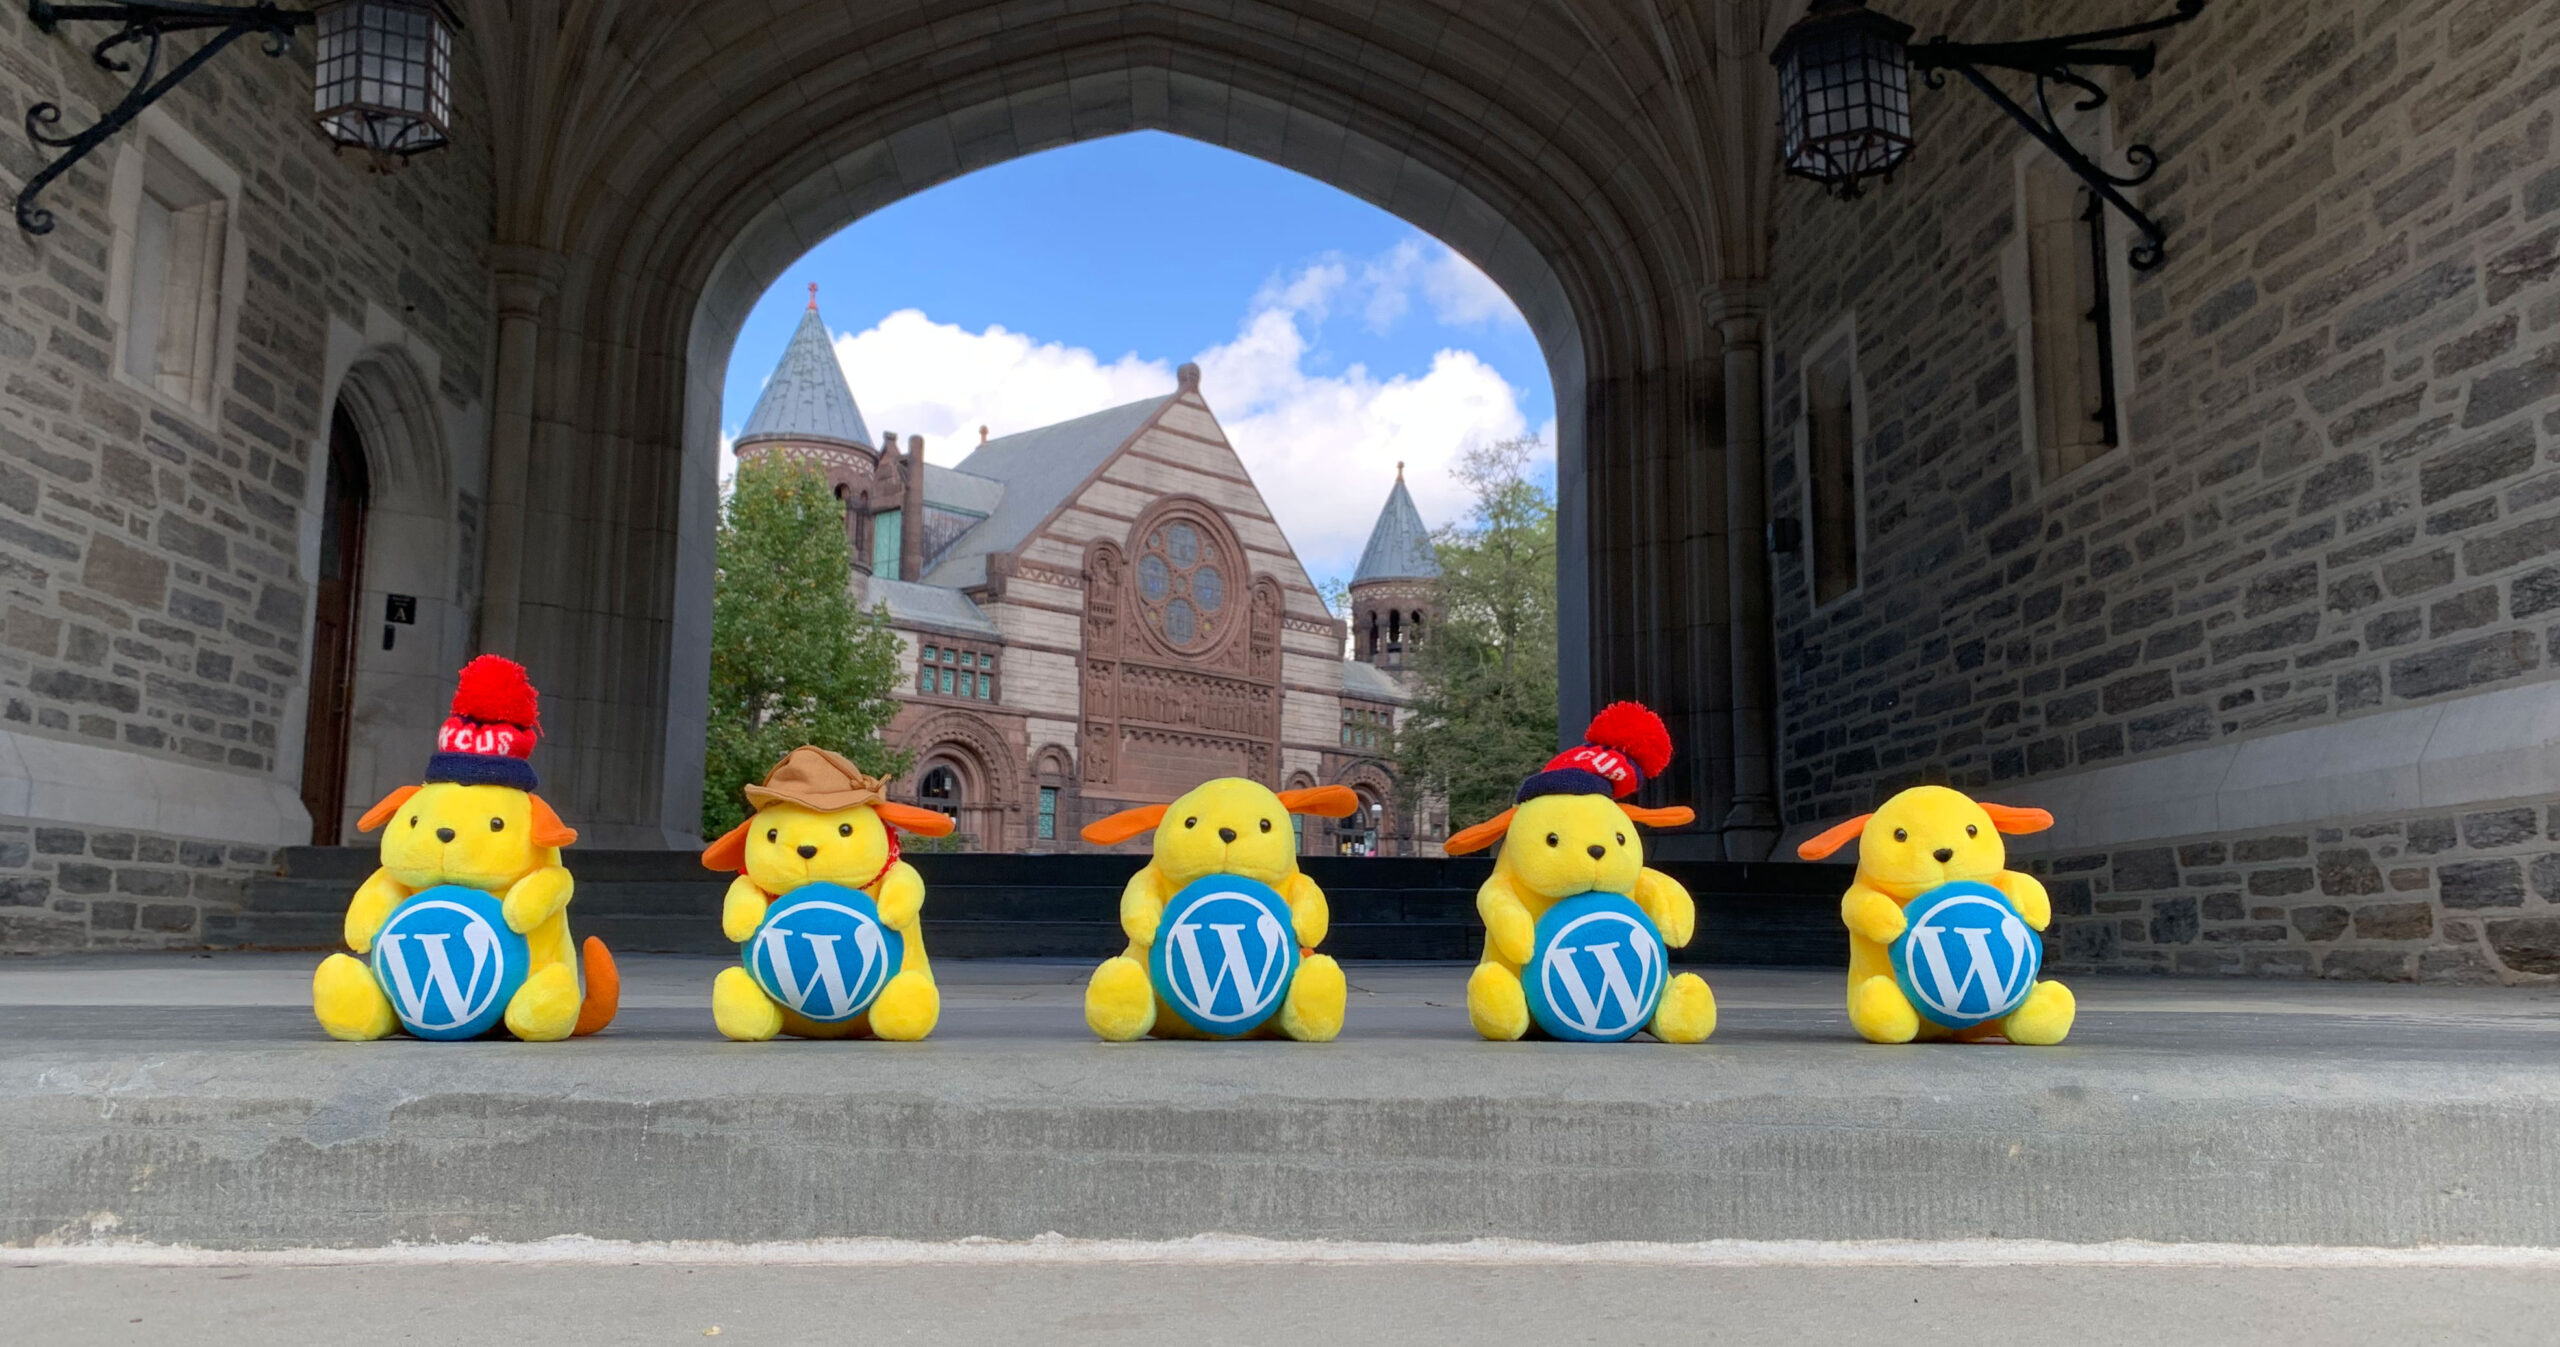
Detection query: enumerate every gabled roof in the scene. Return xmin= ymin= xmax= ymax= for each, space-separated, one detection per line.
xmin=1341 ymin=658 xmax=1413 ymax=704
xmin=1352 ymin=470 xmax=1439 ymax=584
xmin=857 ymin=573 xmax=1000 ymax=638
xmin=921 ymin=392 xmax=1174 ymax=585
xmin=737 ymin=295 xmax=873 ymax=449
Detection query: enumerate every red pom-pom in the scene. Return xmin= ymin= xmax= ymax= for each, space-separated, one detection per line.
xmin=1584 ymin=701 xmax=1672 ymax=777
xmin=449 ymin=655 xmax=539 ymax=729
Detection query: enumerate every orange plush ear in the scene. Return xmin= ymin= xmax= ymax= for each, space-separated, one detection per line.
xmin=528 ymin=795 xmax=578 ymax=848
xmin=1982 ymin=803 xmax=2054 ymax=835
xmin=700 ymin=820 xmax=751 ymax=873
xmin=1278 ymin=785 xmax=1360 ymax=818
xmin=1796 ymin=813 xmax=1873 ymax=861
xmin=1621 ymin=805 xmax=1695 ymax=830
xmin=1441 ymin=807 xmax=1517 ymax=856
xmin=1081 ymin=803 xmax=1169 ymax=846
xmin=877 ymin=802 xmax=958 ymax=837
xmin=356 ymin=784 xmax=421 ymax=834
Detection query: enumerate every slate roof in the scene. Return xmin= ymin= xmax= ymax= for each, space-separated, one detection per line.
xmin=737 ymin=300 xmax=874 ymax=449
xmin=1340 ymin=658 xmax=1412 ymax=703
xmin=856 ymin=573 xmax=1000 ymax=637
xmin=1352 ymin=473 xmax=1440 ymax=583
xmin=921 ymin=392 xmax=1174 ymax=585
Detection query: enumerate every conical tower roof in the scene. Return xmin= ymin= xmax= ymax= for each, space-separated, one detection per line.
xmin=736 ymin=285 xmax=874 ymax=449
xmin=1352 ymin=464 xmax=1440 ymax=584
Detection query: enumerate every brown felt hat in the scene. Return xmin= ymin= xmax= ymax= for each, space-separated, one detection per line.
xmin=742 ymin=746 xmax=889 ymax=812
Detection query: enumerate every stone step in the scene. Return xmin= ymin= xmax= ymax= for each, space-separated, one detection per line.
xmin=5 ymin=957 xmax=2553 ymax=1251
xmin=222 ymin=849 xmax=1848 ymax=965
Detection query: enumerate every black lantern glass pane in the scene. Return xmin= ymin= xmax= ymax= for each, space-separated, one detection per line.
xmin=314 ymin=1 xmax=455 ymax=159
xmin=1777 ymin=12 xmax=1914 ymax=189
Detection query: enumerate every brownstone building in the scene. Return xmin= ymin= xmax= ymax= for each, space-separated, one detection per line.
xmin=731 ymin=296 xmax=1436 ymax=854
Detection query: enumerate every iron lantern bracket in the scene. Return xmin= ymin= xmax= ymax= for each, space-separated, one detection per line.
xmin=1907 ymin=0 xmax=2204 ymax=269
xmin=16 ymin=1 xmax=312 ymax=235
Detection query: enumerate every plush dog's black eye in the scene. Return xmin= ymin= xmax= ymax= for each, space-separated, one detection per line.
xmin=766 ymin=829 xmax=778 ymax=843
xmin=490 ymin=818 xmax=504 ymax=832
xmin=1259 ymin=819 xmax=1272 ymax=833
xmin=839 ymin=823 xmax=853 ymax=837
xmin=409 ymin=816 xmax=418 ymax=828
xmin=1184 ymin=817 xmax=1197 ymax=829
xmin=1966 ymin=824 xmax=1978 ymax=837
xmin=1894 ymin=828 xmax=1909 ymax=842
xmin=1546 ymin=833 xmax=1560 ymax=847
xmin=1616 ymin=833 xmax=1626 ymax=846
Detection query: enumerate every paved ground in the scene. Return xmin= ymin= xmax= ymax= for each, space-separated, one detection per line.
xmin=6 ymin=1260 xmax=2556 ymax=1345
xmin=6 ymin=956 xmax=2560 ymax=1249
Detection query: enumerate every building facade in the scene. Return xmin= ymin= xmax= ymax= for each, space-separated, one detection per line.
xmin=731 ymin=301 xmax=1430 ymax=854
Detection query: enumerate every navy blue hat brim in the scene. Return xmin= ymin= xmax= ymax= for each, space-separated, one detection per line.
xmin=1516 ymin=767 xmax=1616 ymax=803
xmin=425 ymin=752 xmax=538 ymax=792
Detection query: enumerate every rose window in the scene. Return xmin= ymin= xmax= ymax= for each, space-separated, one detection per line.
xmin=1137 ymin=520 xmax=1227 ymax=649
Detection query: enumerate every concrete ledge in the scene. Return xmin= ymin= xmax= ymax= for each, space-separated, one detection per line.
xmin=7 ymin=958 xmax=2560 ymax=1249
xmin=0 ymin=728 xmax=309 ymax=846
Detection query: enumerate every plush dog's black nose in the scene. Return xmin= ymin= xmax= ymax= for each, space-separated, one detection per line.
xmin=1933 ymin=847 xmax=1955 ymax=862
xmin=435 ymin=827 xmax=455 ymax=843
xmin=797 ymin=844 xmax=817 ymax=859
xmin=1587 ymin=844 xmax=1607 ymax=860
xmin=1219 ymin=827 xmax=1238 ymax=843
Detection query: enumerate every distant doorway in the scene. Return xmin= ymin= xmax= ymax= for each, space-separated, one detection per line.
xmin=299 ymin=405 xmax=369 ymax=844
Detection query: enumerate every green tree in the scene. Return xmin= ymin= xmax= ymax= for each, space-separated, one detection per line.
xmin=702 ymin=456 xmax=910 ymax=837
xmin=1393 ymin=438 xmax=1560 ymax=833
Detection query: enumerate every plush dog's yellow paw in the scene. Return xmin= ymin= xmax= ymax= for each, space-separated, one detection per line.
xmin=2001 ymin=979 xmax=2076 ymax=1046
xmin=714 ymin=966 xmax=783 ymax=1042
xmin=1085 ymin=956 xmax=1157 ymax=1042
xmin=503 ymin=962 xmax=581 ymax=1042
xmin=1849 ymin=973 xmax=1921 ymax=1044
xmin=313 ymin=953 xmax=397 ymax=1041
xmin=1467 ymin=961 xmax=1530 ymax=1041
xmin=1277 ymin=953 xmax=1346 ymax=1042
xmin=1650 ymin=972 xmax=1717 ymax=1043
xmin=868 ymin=970 xmax=940 ymax=1042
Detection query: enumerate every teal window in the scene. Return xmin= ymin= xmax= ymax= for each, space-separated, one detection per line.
xmin=871 ymin=509 xmax=902 ymax=575
xmin=977 ymin=675 xmax=992 ymax=701
xmin=939 ymin=669 xmax=953 ymax=694
xmin=1037 ymin=786 xmax=1057 ymax=840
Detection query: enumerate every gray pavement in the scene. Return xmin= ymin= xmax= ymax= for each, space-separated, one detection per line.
xmin=6 ymin=956 xmax=2560 ymax=1250
xmin=6 ymin=1260 xmax=2557 ymax=1345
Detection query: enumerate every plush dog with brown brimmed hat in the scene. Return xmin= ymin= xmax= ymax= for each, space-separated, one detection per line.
xmin=701 ymin=745 xmax=957 ymax=1041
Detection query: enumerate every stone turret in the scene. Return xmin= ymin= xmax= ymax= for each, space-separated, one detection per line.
xmin=1348 ymin=462 xmax=1439 ymax=672
xmin=734 ymin=284 xmax=881 ymax=564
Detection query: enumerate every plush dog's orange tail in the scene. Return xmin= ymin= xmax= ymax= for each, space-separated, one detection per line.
xmin=573 ymin=936 xmax=620 ymax=1036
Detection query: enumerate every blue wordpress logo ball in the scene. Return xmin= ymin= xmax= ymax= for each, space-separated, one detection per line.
xmin=369 ymin=885 xmax=528 ymax=1041
xmin=1149 ymin=875 xmax=1300 ymax=1036
xmin=1891 ymin=881 xmax=2042 ymax=1029
xmin=1524 ymin=893 xmax=1667 ymax=1042
xmin=744 ymin=882 xmax=904 ymax=1023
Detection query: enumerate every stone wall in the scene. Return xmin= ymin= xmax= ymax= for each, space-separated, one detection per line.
xmin=1766 ymin=0 xmax=2560 ymax=978
xmin=0 ymin=9 xmax=494 ymax=950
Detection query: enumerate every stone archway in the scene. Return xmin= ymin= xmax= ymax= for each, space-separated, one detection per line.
xmin=900 ymin=709 xmax=1020 ymax=851
xmin=1330 ymin=759 xmax=1398 ymax=857
xmin=461 ymin=1 xmax=1776 ymax=854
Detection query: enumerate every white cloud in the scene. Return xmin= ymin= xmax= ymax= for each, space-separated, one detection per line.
xmin=729 ymin=236 xmax=1548 ymax=584
xmin=835 ymin=310 xmax=1173 ymax=461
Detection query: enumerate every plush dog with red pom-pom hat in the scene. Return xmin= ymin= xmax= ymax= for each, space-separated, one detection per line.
xmin=1441 ymin=701 xmax=1717 ymax=1042
xmin=309 ymin=655 xmax=620 ymax=1043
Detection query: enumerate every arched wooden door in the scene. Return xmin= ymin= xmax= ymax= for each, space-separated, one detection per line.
xmin=299 ymin=406 xmax=369 ymax=844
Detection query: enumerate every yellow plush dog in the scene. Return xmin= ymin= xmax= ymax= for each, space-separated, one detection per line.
xmin=1079 ymin=779 xmax=1360 ymax=1041
xmin=700 ymin=746 xmax=958 ymax=1041
xmin=1796 ymin=785 xmax=2075 ymax=1045
xmin=1443 ymin=702 xmax=1715 ymax=1042
xmin=312 ymin=656 xmax=618 ymax=1042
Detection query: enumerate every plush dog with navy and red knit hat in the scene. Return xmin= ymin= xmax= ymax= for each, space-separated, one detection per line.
xmin=310 ymin=655 xmax=620 ymax=1042
xmin=1441 ymin=701 xmax=1716 ymax=1043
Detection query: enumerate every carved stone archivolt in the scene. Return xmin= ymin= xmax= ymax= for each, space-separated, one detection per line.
xmin=1081 ymin=503 xmax=1286 ymax=795
xmin=900 ymin=708 xmax=1018 ymax=807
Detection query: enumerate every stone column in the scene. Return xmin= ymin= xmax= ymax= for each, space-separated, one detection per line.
xmin=1712 ymin=281 xmax=1780 ymax=860
xmin=899 ymin=434 xmax=927 ymax=581
xmin=477 ymin=244 xmax=563 ymax=657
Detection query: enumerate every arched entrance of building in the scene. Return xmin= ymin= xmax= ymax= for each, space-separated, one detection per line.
xmin=469 ymin=4 xmax=1773 ymax=856
xmin=298 ymin=406 xmax=369 ymax=844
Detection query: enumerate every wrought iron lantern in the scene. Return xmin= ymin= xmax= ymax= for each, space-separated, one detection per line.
xmin=1770 ymin=0 xmax=1915 ymax=199
xmin=15 ymin=0 xmax=463 ymax=234
xmin=311 ymin=0 xmax=457 ymax=163
xmin=1771 ymin=0 xmax=2206 ymax=268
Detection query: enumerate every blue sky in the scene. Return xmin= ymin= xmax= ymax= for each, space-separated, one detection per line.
xmin=718 ymin=131 xmax=1556 ymax=586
